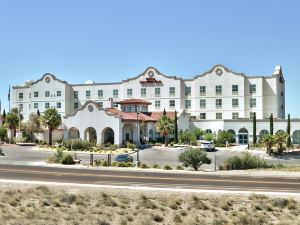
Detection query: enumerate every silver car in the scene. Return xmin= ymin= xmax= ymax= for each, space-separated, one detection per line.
xmin=199 ymin=141 xmax=215 ymax=151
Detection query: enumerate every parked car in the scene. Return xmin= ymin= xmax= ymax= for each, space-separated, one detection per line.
xmin=115 ymin=154 xmax=133 ymax=163
xmin=199 ymin=140 xmax=215 ymax=151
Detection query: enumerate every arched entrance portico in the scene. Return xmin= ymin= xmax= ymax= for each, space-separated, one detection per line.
xmin=292 ymin=130 xmax=300 ymax=144
xmin=84 ymin=127 xmax=97 ymax=143
xmin=259 ymin=130 xmax=269 ymax=139
xmin=238 ymin=128 xmax=248 ymax=145
xmin=102 ymin=127 xmax=114 ymax=145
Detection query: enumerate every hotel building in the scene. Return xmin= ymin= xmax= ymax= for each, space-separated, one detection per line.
xmin=11 ymin=65 xmax=300 ymax=145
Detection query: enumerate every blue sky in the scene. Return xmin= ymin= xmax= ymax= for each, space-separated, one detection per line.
xmin=0 ymin=0 xmax=299 ymax=117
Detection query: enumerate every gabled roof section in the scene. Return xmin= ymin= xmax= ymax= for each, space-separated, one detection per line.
xmin=116 ymin=98 xmax=152 ymax=105
xmin=13 ymin=73 xmax=69 ymax=89
xmin=122 ymin=66 xmax=181 ymax=82
xmin=64 ymin=100 xmax=121 ymax=119
xmin=191 ymin=64 xmax=246 ymax=80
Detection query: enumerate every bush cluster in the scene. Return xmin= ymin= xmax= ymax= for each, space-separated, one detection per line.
xmin=64 ymin=139 xmax=93 ymax=151
xmin=220 ymin=152 xmax=270 ymax=170
xmin=111 ymin=162 xmax=134 ymax=167
xmin=47 ymin=149 xmax=76 ymax=165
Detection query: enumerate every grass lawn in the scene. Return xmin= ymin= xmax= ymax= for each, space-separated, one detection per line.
xmin=0 ymin=184 xmax=299 ymax=225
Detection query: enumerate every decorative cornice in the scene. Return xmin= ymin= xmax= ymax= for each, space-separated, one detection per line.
xmin=64 ymin=100 xmax=121 ymax=119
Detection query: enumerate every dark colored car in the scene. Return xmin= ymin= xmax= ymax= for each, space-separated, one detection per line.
xmin=115 ymin=154 xmax=133 ymax=163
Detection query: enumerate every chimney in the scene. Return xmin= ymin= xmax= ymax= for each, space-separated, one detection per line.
xmin=273 ymin=65 xmax=282 ymax=76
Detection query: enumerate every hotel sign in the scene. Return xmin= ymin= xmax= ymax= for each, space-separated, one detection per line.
xmin=140 ymin=77 xmax=163 ymax=86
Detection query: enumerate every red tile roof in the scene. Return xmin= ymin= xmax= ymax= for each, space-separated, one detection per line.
xmin=116 ymin=98 xmax=152 ymax=105
xmin=106 ymin=108 xmax=175 ymax=122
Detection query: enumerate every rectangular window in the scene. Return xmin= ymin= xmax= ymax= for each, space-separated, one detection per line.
xmin=200 ymin=99 xmax=206 ymax=109
xmin=98 ymin=90 xmax=103 ymax=98
xmin=185 ymin=100 xmax=191 ymax=109
xmin=250 ymin=98 xmax=256 ymax=108
xmin=185 ymin=86 xmax=191 ymax=96
xmin=232 ymin=112 xmax=239 ymax=119
xmin=169 ymin=87 xmax=175 ymax=96
xmin=86 ymin=90 xmax=91 ymax=98
xmin=19 ymin=104 xmax=23 ymax=112
xmin=113 ymin=102 xmax=118 ymax=108
xmin=127 ymin=89 xmax=132 ymax=97
xmin=250 ymin=84 xmax=256 ymax=94
xmin=74 ymin=91 xmax=78 ymax=99
xmin=57 ymin=102 xmax=61 ymax=108
xmin=232 ymin=85 xmax=238 ymax=94
xmin=141 ymin=88 xmax=146 ymax=97
xmin=97 ymin=102 xmax=103 ymax=108
xmin=57 ymin=91 xmax=61 ymax=97
xmin=19 ymin=93 xmax=23 ymax=100
xmin=200 ymin=86 xmax=206 ymax=96
xmin=74 ymin=102 xmax=79 ymax=110
xmin=216 ymin=99 xmax=222 ymax=108
xmin=281 ymin=91 xmax=283 ymax=96
xmin=216 ymin=85 xmax=222 ymax=95
xmin=169 ymin=100 xmax=175 ymax=108
xmin=155 ymin=87 xmax=160 ymax=97
xmin=250 ymin=112 xmax=255 ymax=119
xmin=232 ymin=99 xmax=239 ymax=108
xmin=45 ymin=91 xmax=50 ymax=97
xmin=200 ymin=113 xmax=206 ymax=120
xmin=34 ymin=103 xmax=38 ymax=109
xmin=113 ymin=89 xmax=118 ymax=97
xmin=45 ymin=103 xmax=50 ymax=109
xmin=155 ymin=100 xmax=160 ymax=109
xmin=29 ymin=93 xmax=31 ymax=99
xmin=216 ymin=113 xmax=222 ymax=119
xmin=34 ymin=92 xmax=39 ymax=98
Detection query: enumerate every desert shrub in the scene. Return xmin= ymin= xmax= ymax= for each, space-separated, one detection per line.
xmin=152 ymin=163 xmax=161 ymax=169
xmin=94 ymin=159 xmax=108 ymax=167
xmin=140 ymin=163 xmax=149 ymax=169
xmin=151 ymin=214 xmax=164 ymax=222
xmin=155 ymin=142 xmax=162 ymax=146
xmin=178 ymin=148 xmax=211 ymax=171
xmin=126 ymin=142 xmax=136 ymax=150
xmin=221 ymin=152 xmax=270 ymax=170
xmin=163 ymin=165 xmax=172 ymax=170
xmin=61 ymin=153 xmax=75 ymax=165
xmin=61 ymin=193 xmax=77 ymax=204
xmin=64 ymin=139 xmax=93 ymax=151
xmin=47 ymin=149 xmax=64 ymax=163
xmin=176 ymin=165 xmax=184 ymax=170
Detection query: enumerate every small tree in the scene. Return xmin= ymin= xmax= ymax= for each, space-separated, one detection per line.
xmin=178 ymin=148 xmax=211 ymax=171
xmin=174 ymin=110 xmax=178 ymax=144
xmin=0 ymin=127 xmax=7 ymax=142
xmin=23 ymin=113 xmax=41 ymax=142
xmin=253 ymin=112 xmax=257 ymax=144
xmin=270 ymin=114 xmax=274 ymax=135
xmin=40 ymin=108 xmax=62 ymax=145
xmin=4 ymin=111 xmax=19 ymax=143
xmin=2 ymin=109 xmax=6 ymax=123
xmin=261 ymin=134 xmax=275 ymax=155
xmin=287 ymin=114 xmax=292 ymax=148
xmin=274 ymin=131 xmax=288 ymax=155
xmin=193 ymin=128 xmax=204 ymax=140
xmin=216 ymin=130 xmax=232 ymax=146
xmin=155 ymin=114 xmax=174 ymax=147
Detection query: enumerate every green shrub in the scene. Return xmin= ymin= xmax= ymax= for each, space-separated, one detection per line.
xmin=94 ymin=159 xmax=108 ymax=167
xmin=0 ymin=127 xmax=8 ymax=142
xmin=126 ymin=142 xmax=136 ymax=150
xmin=155 ymin=143 xmax=162 ymax=146
xmin=221 ymin=152 xmax=270 ymax=170
xmin=64 ymin=139 xmax=93 ymax=151
xmin=152 ymin=164 xmax=161 ymax=169
xmin=176 ymin=165 xmax=184 ymax=170
xmin=140 ymin=163 xmax=149 ymax=169
xmin=163 ymin=165 xmax=173 ymax=170
xmin=47 ymin=149 xmax=64 ymax=163
xmin=178 ymin=148 xmax=211 ymax=171
xmin=61 ymin=153 xmax=75 ymax=165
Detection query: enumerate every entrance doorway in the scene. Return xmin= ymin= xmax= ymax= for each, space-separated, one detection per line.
xmin=238 ymin=128 xmax=248 ymax=145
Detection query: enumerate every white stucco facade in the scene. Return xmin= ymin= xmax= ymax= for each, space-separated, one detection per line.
xmin=11 ymin=64 xmax=296 ymax=145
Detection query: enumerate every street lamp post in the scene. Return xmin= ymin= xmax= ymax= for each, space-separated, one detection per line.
xmin=136 ymin=111 xmax=141 ymax=167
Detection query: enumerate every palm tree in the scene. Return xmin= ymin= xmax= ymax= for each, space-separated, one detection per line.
xmin=40 ymin=108 xmax=62 ymax=145
xmin=274 ymin=131 xmax=288 ymax=155
xmin=155 ymin=115 xmax=174 ymax=147
xmin=4 ymin=111 xmax=19 ymax=143
xmin=261 ymin=134 xmax=275 ymax=155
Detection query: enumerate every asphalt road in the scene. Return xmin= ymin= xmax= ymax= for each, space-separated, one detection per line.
xmin=0 ymin=164 xmax=299 ymax=194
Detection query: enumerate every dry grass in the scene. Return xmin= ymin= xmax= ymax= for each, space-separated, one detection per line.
xmin=0 ymin=184 xmax=299 ymax=225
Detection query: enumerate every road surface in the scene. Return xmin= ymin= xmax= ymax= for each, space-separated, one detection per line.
xmin=0 ymin=164 xmax=299 ymax=194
